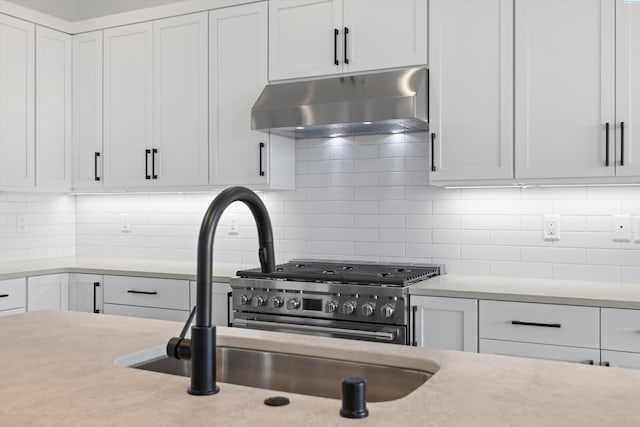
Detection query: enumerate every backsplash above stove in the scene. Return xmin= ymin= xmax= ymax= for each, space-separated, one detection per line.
xmin=2 ymin=132 xmax=640 ymax=283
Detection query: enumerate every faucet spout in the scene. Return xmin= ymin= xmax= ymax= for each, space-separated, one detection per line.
xmin=167 ymin=186 xmax=275 ymax=395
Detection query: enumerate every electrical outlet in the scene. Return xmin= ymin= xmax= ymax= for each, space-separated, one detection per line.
xmin=17 ymin=215 xmax=28 ymax=233
xmin=543 ymin=215 xmax=559 ymax=240
xmin=634 ymin=216 xmax=640 ymax=243
xmin=120 ymin=214 xmax=131 ymax=233
xmin=228 ymin=214 xmax=239 ymax=235
xmin=612 ymin=215 xmax=631 ymax=241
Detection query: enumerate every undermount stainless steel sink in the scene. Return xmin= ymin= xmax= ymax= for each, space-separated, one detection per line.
xmin=128 ymin=346 xmax=431 ymax=402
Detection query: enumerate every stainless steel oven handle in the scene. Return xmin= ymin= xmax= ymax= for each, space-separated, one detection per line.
xmin=234 ymin=318 xmax=396 ymax=341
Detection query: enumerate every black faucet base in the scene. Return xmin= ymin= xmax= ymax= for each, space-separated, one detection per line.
xmin=189 ymin=325 xmax=219 ymax=395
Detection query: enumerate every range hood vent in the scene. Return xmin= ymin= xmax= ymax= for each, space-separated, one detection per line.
xmin=251 ymin=67 xmax=428 ymax=139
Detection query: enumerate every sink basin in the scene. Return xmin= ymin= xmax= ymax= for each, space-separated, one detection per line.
xmin=126 ymin=346 xmax=431 ymax=402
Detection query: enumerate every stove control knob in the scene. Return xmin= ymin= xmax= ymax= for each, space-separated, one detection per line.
xmin=381 ymin=304 xmax=395 ymax=318
xmin=343 ymin=301 xmax=357 ymax=315
xmin=252 ymin=295 xmax=266 ymax=307
xmin=239 ymin=294 xmax=250 ymax=306
xmin=286 ymin=298 xmax=300 ymax=310
xmin=361 ymin=303 xmax=375 ymax=317
xmin=270 ymin=296 xmax=283 ymax=308
xmin=325 ymin=300 xmax=339 ymax=313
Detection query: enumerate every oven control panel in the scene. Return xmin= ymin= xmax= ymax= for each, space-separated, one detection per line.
xmin=233 ymin=288 xmax=406 ymax=325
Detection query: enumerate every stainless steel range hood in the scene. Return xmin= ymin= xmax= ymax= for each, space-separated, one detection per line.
xmin=251 ymin=67 xmax=428 ymax=139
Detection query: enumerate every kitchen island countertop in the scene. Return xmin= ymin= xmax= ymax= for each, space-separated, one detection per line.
xmin=1 ymin=310 xmax=639 ymax=426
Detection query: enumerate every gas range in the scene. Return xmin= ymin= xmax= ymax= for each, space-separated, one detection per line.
xmin=229 ymin=260 xmax=444 ymax=344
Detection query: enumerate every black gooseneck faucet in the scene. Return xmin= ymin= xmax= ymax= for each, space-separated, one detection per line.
xmin=166 ymin=186 xmax=275 ymax=395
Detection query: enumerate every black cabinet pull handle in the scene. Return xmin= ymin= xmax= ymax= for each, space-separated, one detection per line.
xmin=0 ymin=294 xmax=8 ymax=298
xmin=94 ymin=152 xmax=101 ymax=181
xmin=145 ymin=149 xmax=151 ymax=179
xmin=430 ymin=133 xmax=436 ymax=172
xmin=93 ymin=282 xmax=100 ymax=314
xmin=412 ymin=306 xmax=417 ymax=346
xmin=259 ymin=142 xmax=265 ymax=176
xmin=601 ymin=361 xmax=610 ymax=367
xmin=127 ymin=290 xmax=158 ymax=295
xmin=620 ymin=121 xmax=625 ymax=166
xmin=344 ymin=27 xmax=349 ymax=64
xmin=334 ymin=28 xmax=339 ymax=66
xmin=586 ymin=360 xmax=595 ymax=365
xmin=152 ymin=148 xmax=158 ymax=179
xmin=605 ymin=123 xmax=610 ymax=167
xmin=511 ymin=320 xmax=561 ymax=328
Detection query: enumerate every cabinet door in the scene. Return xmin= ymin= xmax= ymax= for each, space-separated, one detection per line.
xmin=615 ymin=0 xmax=640 ymax=177
xmin=27 ymin=274 xmax=69 ymax=311
xmin=69 ymin=273 xmax=102 ymax=314
xmin=515 ymin=0 xmax=615 ymax=179
xmin=103 ymin=23 xmax=153 ymax=188
xmin=269 ymin=0 xmax=342 ymax=80
xmin=429 ymin=0 xmax=513 ymax=182
xmin=103 ymin=303 xmax=189 ymax=322
xmin=153 ymin=12 xmax=208 ymax=187
xmin=0 ymin=15 xmax=34 ymax=188
xmin=412 ymin=296 xmax=478 ymax=352
xmin=601 ymin=350 xmax=640 ymax=369
xmin=480 ymin=339 xmax=601 ymax=365
xmin=342 ymin=0 xmax=426 ymax=74
xmin=190 ymin=281 xmax=231 ymax=327
xmin=35 ymin=26 xmax=71 ymax=189
xmin=72 ymin=31 xmax=103 ymax=190
xmin=210 ymin=3 xmax=270 ymax=186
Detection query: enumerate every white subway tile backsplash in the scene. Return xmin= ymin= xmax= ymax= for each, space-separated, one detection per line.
xmin=4 ymin=134 xmax=640 ymax=285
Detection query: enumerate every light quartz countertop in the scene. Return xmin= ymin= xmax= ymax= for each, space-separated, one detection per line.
xmin=410 ymin=274 xmax=640 ymax=309
xmin=3 ymin=257 xmax=640 ymax=308
xmin=0 ymin=256 xmax=248 ymax=282
xmin=1 ymin=310 xmax=639 ymax=426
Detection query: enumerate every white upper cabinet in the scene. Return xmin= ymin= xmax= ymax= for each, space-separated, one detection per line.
xmin=210 ymin=3 xmax=294 ymax=190
xmin=35 ymin=26 xmax=72 ymax=189
xmin=72 ymin=31 xmax=103 ymax=190
xmin=341 ymin=0 xmax=427 ymax=74
xmin=0 ymin=15 xmax=34 ymax=188
xmin=103 ymin=22 xmax=154 ymax=188
xmin=615 ymin=0 xmax=640 ymax=177
xmin=429 ymin=0 xmax=513 ymax=183
xmin=514 ymin=0 xmax=615 ymax=180
xmin=269 ymin=0 xmax=342 ymax=80
xmin=153 ymin=12 xmax=209 ymax=187
xmin=269 ymin=0 xmax=427 ymax=81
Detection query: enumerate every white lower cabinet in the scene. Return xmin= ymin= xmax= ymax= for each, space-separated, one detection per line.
xmin=411 ymin=296 xmax=478 ymax=352
xmin=600 ymin=308 xmax=640 ymax=369
xmin=102 ymin=275 xmax=190 ymax=322
xmin=480 ymin=339 xmax=601 ymax=365
xmin=0 ymin=278 xmax=26 ymax=316
xmin=479 ymin=300 xmax=600 ymax=365
xmin=189 ymin=281 xmax=232 ymax=327
xmin=27 ymin=274 xmax=69 ymax=312
xmin=69 ymin=273 xmax=102 ymax=313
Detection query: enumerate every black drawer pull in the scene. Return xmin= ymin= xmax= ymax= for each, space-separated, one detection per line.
xmin=94 ymin=152 xmax=101 ymax=181
xmin=333 ymin=28 xmax=339 ymax=66
xmin=152 ymin=148 xmax=158 ymax=179
xmin=430 ymin=133 xmax=436 ymax=172
xmin=620 ymin=121 xmax=625 ymax=166
xmin=344 ymin=27 xmax=349 ymax=64
xmin=127 ymin=290 xmax=158 ymax=295
xmin=511 ymin=320 xmax=561 ymax=328
xmin=605 ymin=122 xmax=610 ymax=167
xmin=259 ymin=142 xmax=265 ymax=176
xmin=0 ymin=294 xmax=9 ymax=298
xmin=93 ymin=282 xmax=100 ymax=314
xmin=145 ymin=149 xmax=151 ymax=179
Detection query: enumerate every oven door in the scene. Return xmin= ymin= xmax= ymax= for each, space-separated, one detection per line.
xmin=233 ymin=312 xmax=407 ymax=345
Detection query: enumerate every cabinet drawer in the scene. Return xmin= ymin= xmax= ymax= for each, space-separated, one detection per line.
xmin=479 ymin=300 xmax=599 ymax=348
xmin=103 ymin=303 xmax=189 ymax=322
xmin=600 ymin=350 xmax=640 ymax=370
xmin=480 ymin=339 xmax=600 ymax=365
xmin=103 ymin=276 xmax=189 ymax=310
xmin=0 ymin=278 xmax=26 ymax=311
xmin=601 ymin=308 xmax=640 ymax=353
xmin=0 ymin=307 xmax=26 ymax=317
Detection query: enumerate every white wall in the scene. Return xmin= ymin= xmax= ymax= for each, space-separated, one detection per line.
xmin=0 ymin=192 xmax=75 ymax=261
xmin=69 ymin=133 xmax=640 ymax=283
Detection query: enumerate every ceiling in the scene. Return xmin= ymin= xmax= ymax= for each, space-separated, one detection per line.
xmin=6 ymin=0 xmax=188 ymax=21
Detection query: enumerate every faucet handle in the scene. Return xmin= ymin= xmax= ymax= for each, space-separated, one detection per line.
xmin=167 ymin=306 xmax=196 ymax=361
